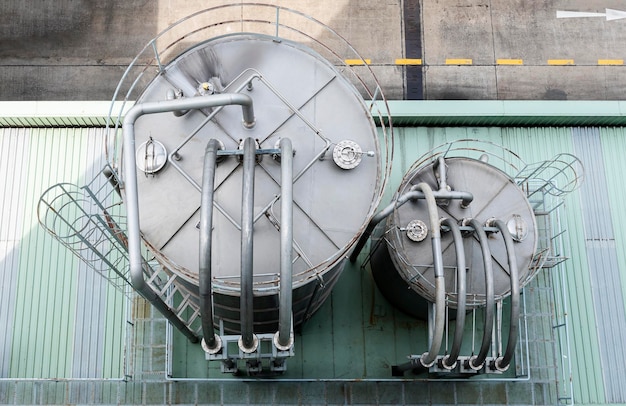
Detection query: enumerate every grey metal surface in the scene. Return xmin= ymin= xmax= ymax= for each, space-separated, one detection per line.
xmin=120 ymin=32 xmax=385 ymax=335
xmin=380 ymin=157 xmax=537 ymax=309
xmin=572 ymin=127 xmax=626 ymax=403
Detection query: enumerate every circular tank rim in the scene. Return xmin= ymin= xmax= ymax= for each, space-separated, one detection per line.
xmin=125 ymin=31 xmax=391 ymax=296
xmin=383 ymin=155 xmax=539 ymax=308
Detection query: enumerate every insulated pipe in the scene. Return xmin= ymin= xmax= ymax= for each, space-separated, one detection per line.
xmin=415 ymin=183 xmax=446 ymax=368
xmin=440 ymin=218 xmax=467 ymax=369
xmin=467 ymin=219 xmax=495 ymax=370
xmin=488 ymin=219 xmax=520 ymax=371
xmin=123 ymin=94 xmax=255 ymax=343
xmin=199 ymin=139 xmax=220 ymax=352
xmin=349 ymin=188 xmax=473 ymax=262
xmin=276 ymin=138 xmax=294 ymax=350
xmin=240 ymin=137 xmax=257 ymax=352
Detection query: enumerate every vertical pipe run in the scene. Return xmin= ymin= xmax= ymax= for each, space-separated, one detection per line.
xmin=240 ymin=137 xmax=256 ymax=352
xmin=440 ymin=218 xmax=467 ymax=369
xmin=199 ymin=139 xmax=220 ymax=351
xmin=123 ymin=94 xmax=255 ymax=343
xmin=490 ymin=219 xmax=520 ymax=371
xmin=276 ymin=138 xmax=294 ymax=349
xmin=415 ymin=183 xmax=446 ymax=368
xmin=467 ymin=219 xmax=495 ymax=370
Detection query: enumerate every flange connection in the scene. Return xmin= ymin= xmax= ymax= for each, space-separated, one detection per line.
xmin=333 ymin=140 xmax=363 ymax=169
xmin=201 ymin=335 xmax=223 ymax=355
xmin=238 ymin=334 xmax=259 ymax=354
xmin=406 ymin=219 xmax=428 ymax=242
xmin=273 ymin=331 xmax=295 ymax=352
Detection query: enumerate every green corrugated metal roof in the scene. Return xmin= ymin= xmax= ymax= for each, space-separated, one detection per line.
xmin=374 ymin=100 xmax=626 ymax=127
xmin=5 ymin=100 xmax=626 ymax=128
xmin=0 ymin=102 xmax=130 ymax=128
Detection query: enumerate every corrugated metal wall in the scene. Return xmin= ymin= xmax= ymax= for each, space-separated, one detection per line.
xmin=0 ymin=127 xmax=127 ymax=379
xmin=1 ymin=124 xmax=626 ymax=405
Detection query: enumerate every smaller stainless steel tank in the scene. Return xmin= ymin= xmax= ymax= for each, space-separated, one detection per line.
xmin=370 ymin=153 xmax=537 ymax=319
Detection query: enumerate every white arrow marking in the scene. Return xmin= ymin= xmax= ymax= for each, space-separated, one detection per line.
xmin=606 ymin=8 xmax=626 ymax=20
xmin=557 ymin=9 xmax=626 ymax=21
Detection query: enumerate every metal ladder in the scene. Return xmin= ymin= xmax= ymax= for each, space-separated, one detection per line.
xmin=38 ymin=164 xmax=203 ymax=338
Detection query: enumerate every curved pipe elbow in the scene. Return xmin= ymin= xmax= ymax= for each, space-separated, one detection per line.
xmin=199 ymin=139 xmax=220 ymax=351
xmin=277 ymin=137 xmax=294 ymax=350
xmin=414 ymin=183 xmax=445 ymax=368
xmin=488 ymin=219 xmax=520 ymax=371
xmin=440 ymin=218 xmax=467 ymax=369
xmin=467 ymin=218 xmax=495 ymax=370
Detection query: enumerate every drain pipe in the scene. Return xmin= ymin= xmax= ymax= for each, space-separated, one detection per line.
xmin=392 ymin=183 xmax=447 ymax=374
xmin=199 ymin=139 xmax=221 ymax=353
xmin=275 ymin=138 xmax=294 ymax=350
xmin=488 ymin=219 xmax=520 ymax=372
xmin=466 ymin=219 xmax=495 ymax=370
xmin=239 ymin=137 xmax=258 ymax=353
xmin=440 ymin=218 xmax=467 ymax=369
xmin=416 ymin=183 xmax=446 ymax=368
xmin=123 ymin=94 xmax=255 ymax=343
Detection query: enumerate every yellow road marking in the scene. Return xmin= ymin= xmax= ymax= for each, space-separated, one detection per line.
xmin=497 ymin=59 xmax=523 ymax=65
xmin=598 ymin=59 xmax=624 ymax=65
xmin=395 ymin=58 xmax=422 ymax=65
xmin=548 ymin=59 xmax=574 ymax=65
xmin=345 ymin=59 xmax=371 ymax=65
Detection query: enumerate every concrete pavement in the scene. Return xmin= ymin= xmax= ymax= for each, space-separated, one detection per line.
xmin=1 ymin=0 xmax=626 ymax=101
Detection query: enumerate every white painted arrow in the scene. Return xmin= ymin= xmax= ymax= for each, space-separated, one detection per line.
xmin=557 ymin=8 xmax=626 ymax=21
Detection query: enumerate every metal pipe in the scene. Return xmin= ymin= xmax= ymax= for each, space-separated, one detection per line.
xmin=415 ymin=183 xmax=446 ymax=368
xmin=123 ymin=94 xmax=256 ymax=343
xmin=410 ymin=187 xmax=474 ymax=209
xmin=124 ymin=93 xmax=255 ymax=129
xmin=349 ymin=188 xmax=474 ymax=262
xmin=199 ymin=139 xmax=220 ymax=352
xmin=240 ymin=137 xmax=256 ymax=352
xmin=488 ymin=219 xmax=520 ymax=371
xmin=467 ymin=219 xmax=495 ymax=370
xmin=440 ymin=218 xmax=467 ymax=369
xmin=276 ymin=138 xmax=294 ymax=350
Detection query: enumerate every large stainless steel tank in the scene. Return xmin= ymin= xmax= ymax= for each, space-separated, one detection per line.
xmin=118 ymin=32 xmax=386 ymax=335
